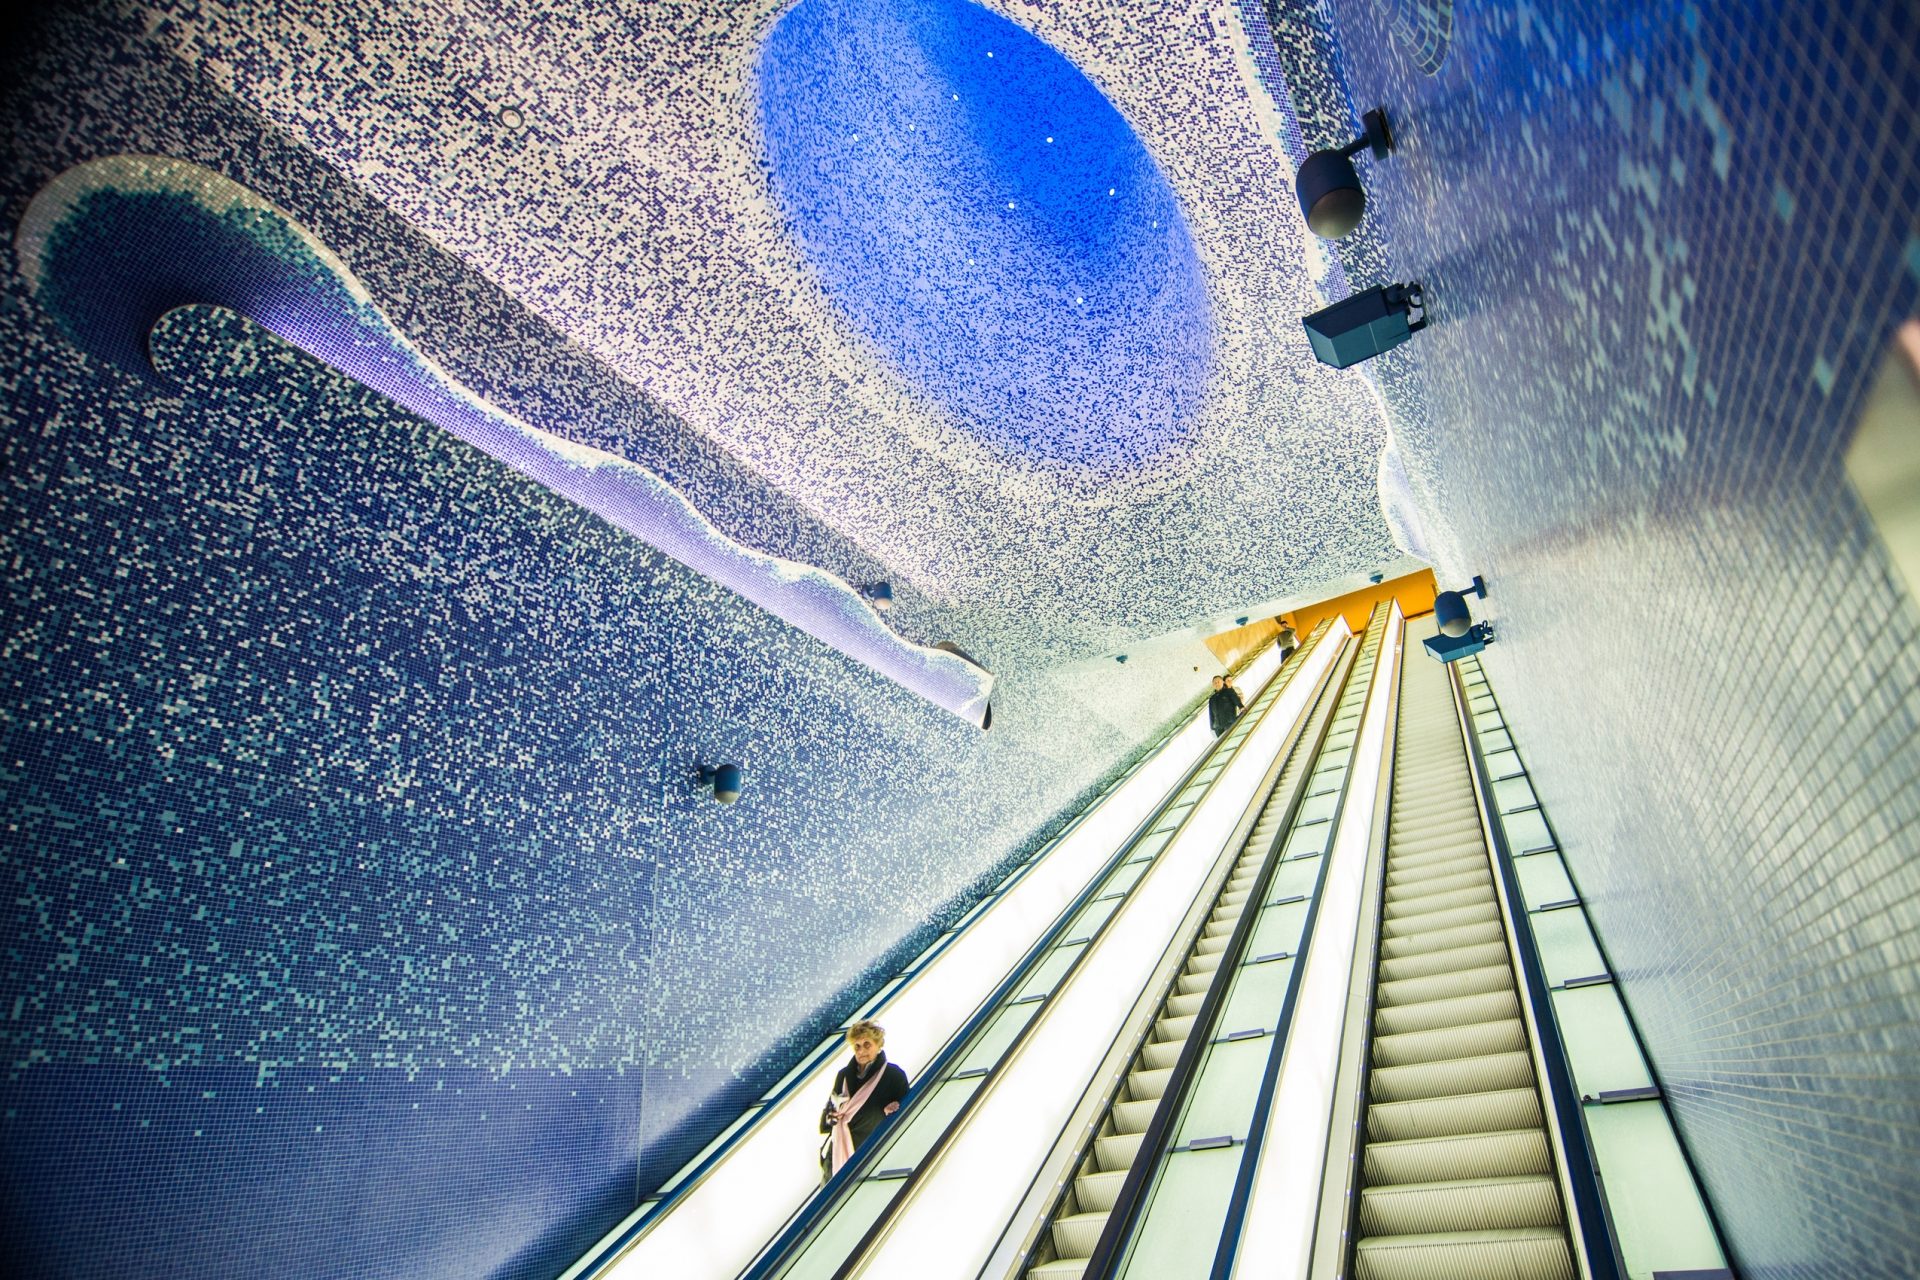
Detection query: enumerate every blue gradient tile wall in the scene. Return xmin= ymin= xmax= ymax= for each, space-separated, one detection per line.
xmin=1268 ymin=0 xmax=1920 ymax=1273
xmin=0 ymin=8 xmax=1263 ymax=1277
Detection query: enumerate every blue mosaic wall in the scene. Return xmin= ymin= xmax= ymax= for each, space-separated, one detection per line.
xmin=0 ymin=8 xmax=1237 ymax=1277
xmin=1279 ymin=0 xmax=1920 ymax=1273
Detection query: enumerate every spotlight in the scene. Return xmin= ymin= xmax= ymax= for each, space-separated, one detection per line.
xmin=693 ymin=763 xmax=744 ymax=804
xmin=1302 ymin=282 xmax=1428 ymax=369
xmin=1295 ymin=107 xmax=1395 ymax=240
xmin=1423 ymin=574 xmax=1492 ymax=663
xmin=860 ymin=582 xmax=894 ymax=611
xmin=1432 ymin=574 xmax=1488 ymax=638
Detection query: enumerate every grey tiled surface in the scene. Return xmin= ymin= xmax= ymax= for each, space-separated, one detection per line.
xmin=1280 ymin=0 xmax=1920 ymax=1273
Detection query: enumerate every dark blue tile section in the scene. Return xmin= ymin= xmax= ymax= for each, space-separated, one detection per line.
xmin=0 ymin=21 xmax=1203 ymax=1273
xmin=1267 ymin=0 xmax=1920 ymax=1274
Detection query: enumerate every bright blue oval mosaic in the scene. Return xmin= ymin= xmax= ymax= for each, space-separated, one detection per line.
xmin=758 ymin=0 xmax=1213 ymax=471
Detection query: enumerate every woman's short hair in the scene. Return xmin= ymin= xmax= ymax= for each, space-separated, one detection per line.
xmin=845 ymin=1020 xmax=886 ymax=1047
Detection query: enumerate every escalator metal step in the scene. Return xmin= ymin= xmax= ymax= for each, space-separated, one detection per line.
xmin=1073 ymin=1167 xmax=1126 ymax=1213
xmin=1384 ymin=868 xmax=1491 ymax=902
xmin=1385 ymin=856 xmax=1489 ymax=887
xmin=1371 ymin=1016 xmax=1528 ymax=1068
xmin=1128 ymin=1066 xmax=1172 ymax=1100
xmin=1156 ymin=1014 xmax=1197 ymax=1041
xmin=1095 ymin=1130 xmax=1144 ymax=1168
xmin=1362 ymin=1128 xmax=1552 ymax=1184
xmin=1379 ymin=900 xmax=1500 ymax=938
xmin=1166 ymin=991 xmax=1205 ymax=1018
xmin=1358 ymin=1172 xmax=1564 ymax=1235
xmin=1377 ymin=939 xmax=1510 ymax=983
xmin=1376 ymin=961 xmax=1514 ymax=1008
xmin=1111 ymin=1098 xmax=1158 ymax=1132
xmin=1353 ymin=1226 xmax=1574 ymax=1280
xmin=1369 ymin=1049 xmax=1535 ymax=1103
xmin=1140 ymin=1039 xmax=1182 ymax=1069
xmin=1379 ymin=918 xmax=1504 ymax=958
xmin=1374 ymin=988 xmax=1520 ymax=1036
xmin=1366 ymin=1087 xmax=1544 ymax=1143
xmin=1382 ymin=884 xmax=1497 ymax=920
xmin=1051 ymin=1209 xmax=1111 ymax=1258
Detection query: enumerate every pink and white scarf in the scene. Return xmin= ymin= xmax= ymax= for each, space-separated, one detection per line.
xmin=826 ymin=1064 xmax=887 ymax=1175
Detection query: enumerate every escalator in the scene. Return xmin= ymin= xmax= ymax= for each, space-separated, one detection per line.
xmin=1024 ymin=623 xmax=1366 ymax=1279
xmin=1329 ymin=617 xmax=1574 ymax=1277
xmin=740 ymin=621 xmax=1350 ymax=1280
xmin=604 ymin=609 xmax=1726 ymax=1280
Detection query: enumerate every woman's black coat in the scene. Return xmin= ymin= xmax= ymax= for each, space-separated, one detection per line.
xmin=821 ymin=1051 xmax=910 ymax=1151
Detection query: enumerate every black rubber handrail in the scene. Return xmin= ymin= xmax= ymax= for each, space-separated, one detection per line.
xmin=1071 ymin=632 xmax=1362 ymax=1280
xmin=742 ymin=627 xmax=1331 ymax=1280
xmin=1449 ymin=661 xmax=1625 ymax=1280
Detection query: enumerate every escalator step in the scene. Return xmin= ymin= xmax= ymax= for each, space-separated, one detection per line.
xmin=1386 ymin=855 xmax=1489 ymax=886
xmin=1165 ymin=991 xmax=1205 ymax=1018
xmin=1379 ymin=918 xmax=1504 ymax=958
xmin=1111 ymin=1098 xmax=1158 ymax=1132
xmin=1128 ymin=1067 xmax=1172 ymax=1100
xmin=1384 ymin=868 xmax=1491 ymax=902
xmin=1376 ymin=939 xmax=1510 ymax=983
xmin=1352 ymin=1226 xmax=1574 ymax=1280
xmin=1366 ymin=1087 xmax=1544 ymax=1143
xmin=1358 ymin=1172 xmax=1564 ymax=1235
xmin=1382 ymin=884 xmax=1496 ymax=920
xmin=1026 ymin=1259 xmax=1088 ymax=1280
xmin=1371 ymin=1016 xmax=1528 ymax=1068
xmin=1387 ymin=833 xmax=1484 ymax=860
xmin=1140 ymin=1039 xmax=1182 ymax=1069
xmin=1368 ymin=1050 xmax=1535 ymax=1103
xmin=1363 ymin=1128 xmax=1551 ymax=1184
xmin=1380 ymin=900 xmax=1500 ymax=938
xmin=1374 ymin=988 xmax=1520 ymax=1036
xmin=1094 ymin=1130 xmax=1144 ymax=1169
xmin=1050 ymin=1209 xmax=1110 ymax=1258
xmin=1377 ymin=961 xmax=1514 ymax=1008
xmin=1156 ymin=1014 xmax=1197 ymax=1041
xmin=1073 ymin=1167 xmax=1127 ymax=1213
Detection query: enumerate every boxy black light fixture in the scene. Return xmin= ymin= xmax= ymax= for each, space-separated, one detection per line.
xmin=1303 ymin=282 xmax=1428 ymax=369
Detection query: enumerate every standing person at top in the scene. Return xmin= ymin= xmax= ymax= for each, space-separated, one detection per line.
xmin=819 ymin=1020 xmax=909 ymax=1181
xmin=1208 ymin=674 xmax=1244 ymax=737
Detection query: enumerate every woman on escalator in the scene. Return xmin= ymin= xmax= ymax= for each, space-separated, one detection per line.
xmin=819 ymin=1020 xmax=909 ymax=1182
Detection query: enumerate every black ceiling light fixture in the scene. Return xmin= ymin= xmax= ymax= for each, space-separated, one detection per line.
xmin=1295 ymin=107 xmax=1395 ymax=240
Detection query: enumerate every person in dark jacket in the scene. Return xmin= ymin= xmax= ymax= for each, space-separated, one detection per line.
xmin=820 ymin=1020 xmax=909 ymax=1178
xmin=1208 ymin=674 xmax=1244 ymax=736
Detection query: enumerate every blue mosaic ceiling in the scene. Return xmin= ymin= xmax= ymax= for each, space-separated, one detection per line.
xmin=135 ymin=0 xmax=1404 ymax=666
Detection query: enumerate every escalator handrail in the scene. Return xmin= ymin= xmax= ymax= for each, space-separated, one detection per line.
xmin=1447 ymin=663 xmax=1626 ymax=1280
xmin=742 ymin=628 xmax=1328 ymax=1280
xmin=1073 ymin=633 xmax=1360 ymax=1280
